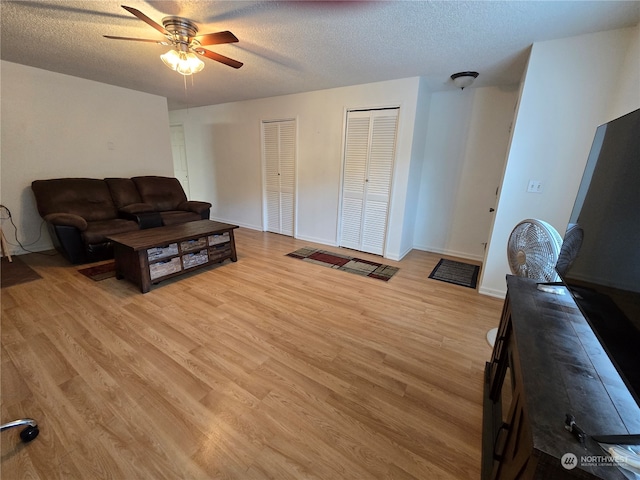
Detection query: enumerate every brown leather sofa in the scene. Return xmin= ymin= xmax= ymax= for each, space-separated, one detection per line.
xmin=31 ymin=176 xmax=211 ymax=264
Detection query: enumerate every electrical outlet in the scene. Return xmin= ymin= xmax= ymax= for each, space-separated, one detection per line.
xmin=527 ymin=180 xmax=542 ymax=193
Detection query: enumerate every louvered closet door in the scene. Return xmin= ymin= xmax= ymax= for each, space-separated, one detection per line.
xmin=340 ymin=108 xmax=398 ymax=255
xmin=263 ymin=120 xmax=296 ymax=236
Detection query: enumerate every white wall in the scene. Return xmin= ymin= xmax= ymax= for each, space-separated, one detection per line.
xmin=609 ymin=24 xmax=640 ymax=120
xmin=170 ymin=78 xmax=519 ymax=264
xmin=170 ymin=77 xmax=423 ymax=260
xmin=400 ymin=78 xmax=431 ymax=259
xmin=0 ymin=61 xmax=174 ymax=255
xmin=413 ymin=86 xmax=518 ymax=261
xmin=480 ymin=26 xmax=640 ymax=298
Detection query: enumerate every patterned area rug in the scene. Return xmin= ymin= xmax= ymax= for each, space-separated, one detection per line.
xmin=286 ymin=247 xmax=399 ymax=282
xmin=78 ymin=262 xmax=116 ymax=281
xmin=428 ymin=258 xmax=480 ymax=289
xmin=1 ymin=256 xmax=42 ymax=288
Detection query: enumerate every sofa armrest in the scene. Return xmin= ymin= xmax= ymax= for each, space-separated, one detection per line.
xmin=178 ymin=201 xmax=212 ymax=214
xmin=43 ymin=213 xmax=88 ymax=231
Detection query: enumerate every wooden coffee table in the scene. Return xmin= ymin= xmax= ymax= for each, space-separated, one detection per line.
xmin=107 ymin=220 xmax=238 ymax=293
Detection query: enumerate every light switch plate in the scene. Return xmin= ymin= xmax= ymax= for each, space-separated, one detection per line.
xmin=527 ymin=180 xmax=542 ymax=193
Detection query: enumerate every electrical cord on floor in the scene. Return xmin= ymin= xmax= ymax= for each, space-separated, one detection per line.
xmin=0 ymin=204 xmax=57 ymax=256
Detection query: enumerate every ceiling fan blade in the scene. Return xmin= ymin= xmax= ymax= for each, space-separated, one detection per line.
xmin=195 ymin=49 xmax=243 ymax=69
xmin=121 ymin=5 xmax=168 ymax=36
xmin=103 ymin=35 xmax=167 ymax=44
xmin=195 ymin=31 xmax=239 ymax=46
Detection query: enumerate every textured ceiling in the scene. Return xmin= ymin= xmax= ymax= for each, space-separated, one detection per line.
xmin=2 ymin=1 xmax=639 ymax=110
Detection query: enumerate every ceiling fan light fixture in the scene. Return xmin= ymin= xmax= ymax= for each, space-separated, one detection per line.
xmin=177 ymin=52 xmax=204 ymax=75
xmin=107 ymin=6 xmax=242 ymax=72
xmin=160 ymin=50 xmax=204 ymax=75
xmin=451 ymin=71 xmax=479 ymax=90
xmin=160 ymin=49 xmax=181 ymax=69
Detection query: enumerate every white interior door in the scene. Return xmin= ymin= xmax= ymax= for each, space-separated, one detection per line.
xmin=340 ymin=115 xmax=370 ymax=250
xmin=170 ymin=125 xmax=190 ymax=197
xmin=263 ymin=119 xmax=296 ymax=236
xmin=340 ymin=108 xmax=398 ymax=255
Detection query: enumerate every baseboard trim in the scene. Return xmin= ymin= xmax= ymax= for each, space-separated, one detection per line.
xmin=210 ymin=217 xmax=262 ymax=231
xmin=209 ymin=226 xmax=486 ymax=270
xmin=412 ymin=244 xmax=484 ymax=263
xmin=478 ymin=286 xmax=507 ymax=299
xmin=384 ymin=245 xmax=413 ymax=262
xmin=294 ymin=234 xmax=338 ymax=247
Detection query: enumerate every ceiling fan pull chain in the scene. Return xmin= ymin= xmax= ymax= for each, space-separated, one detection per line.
xmin=184 ymin=74 xmax=188 ymax=101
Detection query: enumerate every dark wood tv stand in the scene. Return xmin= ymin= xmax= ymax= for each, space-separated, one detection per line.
xmin=482 ymin=275 xmax=640 ymax=479
xmin=108 ymin=220 xmax=238 ymax=293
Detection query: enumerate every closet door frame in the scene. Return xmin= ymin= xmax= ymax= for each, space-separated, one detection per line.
xmin=261 ymin=117 xmax=298 ymax=237
xmin=337 ymin=105 xmax=400 ymax=256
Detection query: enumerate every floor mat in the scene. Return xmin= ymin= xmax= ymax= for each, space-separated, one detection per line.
xmin=286 ymin=247 xmax=398 ymax=281
xmin=428 ymin=258 xmax=480 ymax=289
xmin=1 ymin=256 xmax=42 ymax=288
xmin=78 ymin=262 xmax=116 ymax=281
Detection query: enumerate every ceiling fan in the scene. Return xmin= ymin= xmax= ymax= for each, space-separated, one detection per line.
xmin=104 ymin=5 xmax=243 ymax=74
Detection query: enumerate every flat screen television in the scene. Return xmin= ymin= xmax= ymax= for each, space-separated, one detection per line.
xmin=557 ymin=107 xmax=640 ymax=409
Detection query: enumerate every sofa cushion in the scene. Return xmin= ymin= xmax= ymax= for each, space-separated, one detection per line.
xmin=81 ymin=218 xmax=139 ymax=244
xmin=120 ymin=203 xmax=156 ymax=215
xmin=132 ymin=176 xmax=187 ymax=212
xmin=32 ymin=178 xmax=118 ymax=221
xmin=105 ymin=178 xmax=144 ymax=209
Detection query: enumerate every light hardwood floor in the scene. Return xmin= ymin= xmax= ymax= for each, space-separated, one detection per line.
xmin=1 ymin=229 xmax=503 ymax=479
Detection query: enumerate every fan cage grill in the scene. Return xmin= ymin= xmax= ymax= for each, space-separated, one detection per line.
xmin=507 ymin=219 xmax=563 ymax=282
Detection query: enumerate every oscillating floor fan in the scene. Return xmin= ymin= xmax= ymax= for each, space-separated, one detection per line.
xmin=507 ymin=218 xmax=563 ymax=283
xmin=487 ymin=219 xmax=564 ymax=348
xmin=555 ymin=223 xmax=584 ymax=277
